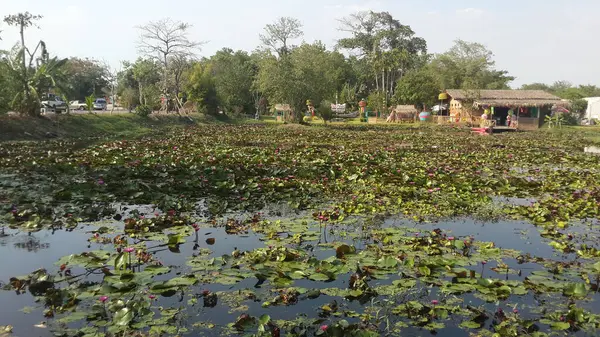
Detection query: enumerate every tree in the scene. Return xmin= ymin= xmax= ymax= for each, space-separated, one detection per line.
xmin=128 ymin=58 xmax=160 ymax=106
xmin=393 ymin=66 xmax=441 ymax=109
xmin=3 ymin=12 xmax=51 ymax=115
xmin=2 ymin=47 xmax=67 ymax=115
xmin=137 ymin=18 xmax=202 ymax=111
xmin=521 ymin=83 xmax=550 ymax=91
xmin=210 ymin=49 xmax=256 ymax=115
xmin=259 ymin=17 xmax=303 ymax=58
xmin=256 ymin=42 xmax=345 ymax=122
xmin=430 ymin=40 xmax=514 ymax=90
xmin=185 ymin=61 xmax=218 ymax=114
xmin=169 ymin=54 xmax=192 ymax=107
xmin=338 ymin=11 xmax=427 ymax=102
xmin=62 ymin=58 xmax=109 ymax=101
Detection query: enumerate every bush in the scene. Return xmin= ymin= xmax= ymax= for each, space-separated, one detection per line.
xmin=135 ymin=105 xmax=152 ymax=117
xmin=318 ymin=101 xmax=334 ymax=123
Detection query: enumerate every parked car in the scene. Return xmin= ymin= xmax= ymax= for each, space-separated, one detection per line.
xmin=69 ymin=100 xmax=87 ymax=110
xmin=41 ymin=94 xmax=67 ymax=112
xmin=93 ymin=98 xmax=107 ymax=111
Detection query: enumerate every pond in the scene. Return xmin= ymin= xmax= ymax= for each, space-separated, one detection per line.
xmin=1 ymin=124 xmax=600 ymax=337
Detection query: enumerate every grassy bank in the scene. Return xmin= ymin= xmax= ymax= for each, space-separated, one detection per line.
xmin=0 ymin=113 xmax=236 ymax=141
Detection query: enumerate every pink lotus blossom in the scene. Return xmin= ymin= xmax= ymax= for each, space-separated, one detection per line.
xmin=513 ymin=308 xmax=519 ymax=314
xmin=99 ymin=296 xmax=109 ymax=303
xmin=320 ymin=325 xmax=328 ymax=331
xmin=124 ymin=247 xmax=135 ymax=253
xmin=97 ymin=179 xmax=105 ymax=185
xmin=149 ymin=295 xmax=156 ymax=300
xmin=448 ymin=236 xmax=455 ymax=241
xmin=481 ymin=260 xmax=487 ymax=265
xmin=431 ymin=300 xmax=439 ymax=305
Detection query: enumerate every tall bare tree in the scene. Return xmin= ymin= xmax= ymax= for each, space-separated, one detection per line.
xmin=259 ymin=17 xmax=303 ymax=58
xmin=137 ymin=18 xmax=201 ymax=112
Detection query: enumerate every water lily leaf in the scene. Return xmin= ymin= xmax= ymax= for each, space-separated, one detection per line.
xmin=476 ymin=278 xmax=495 ymax=288
xmin=563 ymin=283 xmax=588 ymax=298
xmin=443 ymin=283 xmax=475 ymax=294
xmin=309 ymin=273 xmax=331 ymax=281
xmin=392 ymin=279 xmax=417 ymax=289
xmin=418 ymin=266 xmax=431 ymax=277
xmin=113 ymin=307 xmax=134 ymax=326
xmin=151 ymin=275 xmax=197 ymax=293
xmin=167 ymin=234 xmax=185 ymax=246
xmin=259 ymin=314 xmax=270 ymax=325
xmin=272 ymin=277 xmax=293 ymax=287
xmin=377 ymin=256 xmax=398 ymax=269
xmin=550 ymin=322 xmax=571 ymax=331
xmin=114 ymin=253 xmax=126 ymax=270
xmin=348 ymin=289 xmax=363 ymax=297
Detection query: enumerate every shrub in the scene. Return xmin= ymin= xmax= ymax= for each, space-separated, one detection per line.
xmin=135 ymin=105 xmax=152 ymax=117
xmin=318 ymin=101 xmax=334 ymax=124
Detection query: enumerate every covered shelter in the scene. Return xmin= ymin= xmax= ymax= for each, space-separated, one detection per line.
xmin=446 ymin=89 xmax=565 ymax=130
xmin=386 ymin=105 xmax=418 ymax=123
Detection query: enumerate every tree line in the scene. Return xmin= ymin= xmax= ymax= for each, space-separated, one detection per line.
xmin=1 ymin=11 xmax=597 ymax=118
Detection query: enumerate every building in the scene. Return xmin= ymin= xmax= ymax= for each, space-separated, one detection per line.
xmin=446 ymin=89 xmax=565 ymax=130
xmin=584 ymin=97 xmax=600 ymax=121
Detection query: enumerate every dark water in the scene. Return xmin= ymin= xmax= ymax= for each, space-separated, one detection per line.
xmin=0 ymin=217 xmax=596 ymax=336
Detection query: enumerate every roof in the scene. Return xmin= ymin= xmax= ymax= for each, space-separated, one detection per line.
xmin=395 ymin=105 xmax=418 ymax=113
xmin=446 ymin=89 xmax=563 ymax=107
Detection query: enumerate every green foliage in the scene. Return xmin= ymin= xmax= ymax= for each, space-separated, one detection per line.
xmin=394 ymin=66 xmax=441 ymax=108
xmin=185 ymin=62 xmax=218 ymax=115
xmin=366 ymin=90 xmax=386 ymax=115
xmin=134 ymin=104 xmax=152 ymax=117
xmin=256 ymin=42 xmax=346 ymax=122
xmin=85 ymin=94 xmax=95 ymax=113
xmin=120 ymin=87 xmax=139 ymax=112
xmin=431 ymin=40 xmax=514 ymax=90
xmin=62 ymin=58 xmax=109 ymax=100
xmin=338 ymin=11 xmax=427 ymax=99
xmin=211 ymin=49 xmax=255 ymax=115
xmin=318 ymin=101 xmax=334 ymax=123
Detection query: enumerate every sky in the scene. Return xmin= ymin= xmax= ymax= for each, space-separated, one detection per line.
xmin=1 ymin=0 xmax=599 ymax=88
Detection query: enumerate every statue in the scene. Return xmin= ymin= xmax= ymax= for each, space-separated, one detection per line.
xmin=359 ymin=99 xmax=367 ymax=122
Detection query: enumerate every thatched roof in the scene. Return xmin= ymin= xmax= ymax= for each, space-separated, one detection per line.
xmin=274 ymin=104 xmax=291 ymax=112
xmin=446 ymin=89 xmax=564 ymax=107
xmin=395 ymin=105 xmax=418 ymax=113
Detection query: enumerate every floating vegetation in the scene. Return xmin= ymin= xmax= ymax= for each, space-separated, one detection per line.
xmin=1 ymin=124 xmax=599 ymax=336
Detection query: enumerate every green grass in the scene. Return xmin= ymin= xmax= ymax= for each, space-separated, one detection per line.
xmin=0 ymin=113 xmax=237 ymax=142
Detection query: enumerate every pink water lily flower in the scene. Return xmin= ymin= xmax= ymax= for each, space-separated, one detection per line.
xmin=99 ymin=296 xmax=109 ymax=303
xmin=320 ymin=325 xmax=328 ymax=331
xmin=431 ymin=300 xmax=439 ymax=305
xmin=124 ymin=247 xmax=135 ymax=253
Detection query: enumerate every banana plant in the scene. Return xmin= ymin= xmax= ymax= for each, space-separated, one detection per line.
xmin=85 ymin=94 xmax=95 ymax=113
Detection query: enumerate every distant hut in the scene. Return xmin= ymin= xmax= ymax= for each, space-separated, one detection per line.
xmin=446 ymin=89 xmax=566 ymax=130
xmin=387 ymin=105 xmax=418 ymax=123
